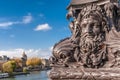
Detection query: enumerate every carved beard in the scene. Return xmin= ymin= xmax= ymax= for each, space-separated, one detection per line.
xmin=79 ymin=33 xmax=106 ymax=68
xmin=80 ymin=33 xmax=102 ymax=52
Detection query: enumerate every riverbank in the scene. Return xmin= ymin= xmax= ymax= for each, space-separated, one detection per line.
xmin=0 ymin=68 xmax=51 ymax=79
xmin=11 ymin=72 xmax=30 ymax=76
xmin=2 ymin=70 xmax=49 ymax=80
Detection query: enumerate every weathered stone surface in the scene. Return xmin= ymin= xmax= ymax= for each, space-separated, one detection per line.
xmin=49 ymin=0 xmax=120 ymax=80
xmin=49 ymin=67 xmax=120 ymax=80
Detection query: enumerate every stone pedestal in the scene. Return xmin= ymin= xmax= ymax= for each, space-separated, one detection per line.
xmin=49 ymin=67 xmax=120 ymax=80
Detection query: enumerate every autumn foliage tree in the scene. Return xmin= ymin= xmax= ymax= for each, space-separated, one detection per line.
xmin=14 ymin=58 xmax=23 ymax=68
xmin=26 ymin=57 xmax=42 ymax=66
xmin=2 ymin=60 xmax=16 ymax=73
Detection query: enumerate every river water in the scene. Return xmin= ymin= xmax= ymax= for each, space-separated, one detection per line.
xmin=2 ymin=70 xmax=50 ymax=80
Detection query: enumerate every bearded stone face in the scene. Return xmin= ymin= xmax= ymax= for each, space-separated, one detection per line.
xmin=79 ymin=16 xmax=106 ymax=68
xmin=80 ymin=16 xmax=103 ymax=51
xmin=80 ymin=16 xmax=102 ymax=39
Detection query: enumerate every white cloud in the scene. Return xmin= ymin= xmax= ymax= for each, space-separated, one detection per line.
xmin=0 ymin=13 xmax=32 ymax=29
xmin=0 ymin=48 xmax=52 ymax=59
xmin=22 ymin=13 xmax=32 ymax=24
xmin=34 ymin=23 xmax=52 ymax=31
xmin=0 ymin=22 xmax=19 ymax=29
xmin=0 ymin=22 xmax=13 ymax=27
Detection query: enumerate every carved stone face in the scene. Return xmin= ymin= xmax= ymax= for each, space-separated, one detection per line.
xmin=79 ymin=15 xmax=106 ymax=68
xmin=80 ymin=16 xmax=101 ymax=39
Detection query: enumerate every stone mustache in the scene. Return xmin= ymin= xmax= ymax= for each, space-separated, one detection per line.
xmin=50 ymin=3 xmax=120 ymax=68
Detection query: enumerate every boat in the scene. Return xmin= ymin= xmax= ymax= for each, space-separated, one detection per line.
xmin=0 ymin=73 xmax=9 ymax=78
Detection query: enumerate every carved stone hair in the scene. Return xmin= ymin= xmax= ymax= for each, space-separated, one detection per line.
xmin=77 ymin=4 xmax=108 ymax=32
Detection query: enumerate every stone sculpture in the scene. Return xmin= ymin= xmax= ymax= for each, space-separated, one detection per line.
xmin=49 ymin=0 xmax=120 ymax=80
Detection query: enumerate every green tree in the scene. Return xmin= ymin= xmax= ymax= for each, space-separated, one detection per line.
xmin=2 ymin=60 xmax=16 ymax=73
xmin=23 ymin=67 xmax=28 ymax=73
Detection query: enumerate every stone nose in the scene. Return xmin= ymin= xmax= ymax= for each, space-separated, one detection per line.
xmin=84 ymin=25 xmax=92 ymax=34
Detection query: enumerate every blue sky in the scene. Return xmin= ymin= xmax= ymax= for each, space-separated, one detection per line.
xmin=0 ymin=0 xmax=71 ymax=58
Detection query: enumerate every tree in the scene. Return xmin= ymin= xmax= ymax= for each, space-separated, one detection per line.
xmin=14 ymin=58 xmax=22 ymax=68
xmin=2 ymin=60 xmax=16 ymax=73
xmin=26 ymin=57 xmax=42 ymax=66
xmin=23 ymin=67 xmax=28 ymax=72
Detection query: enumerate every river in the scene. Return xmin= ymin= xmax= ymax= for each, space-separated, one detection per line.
xmin=2 ymin=70 xmax=50 ymax=80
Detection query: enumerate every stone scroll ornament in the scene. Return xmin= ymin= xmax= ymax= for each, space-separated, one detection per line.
xmin=49 ymin=2 xmax=120 ymax=69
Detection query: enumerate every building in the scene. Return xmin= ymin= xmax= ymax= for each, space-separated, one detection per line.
xmin=41 ymin=59 xmax=50 ymax=70
xmin=21 ymin=52 xmax=27 ymax=67
xmin=0 ymin=55 xmax=9 ymax=62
